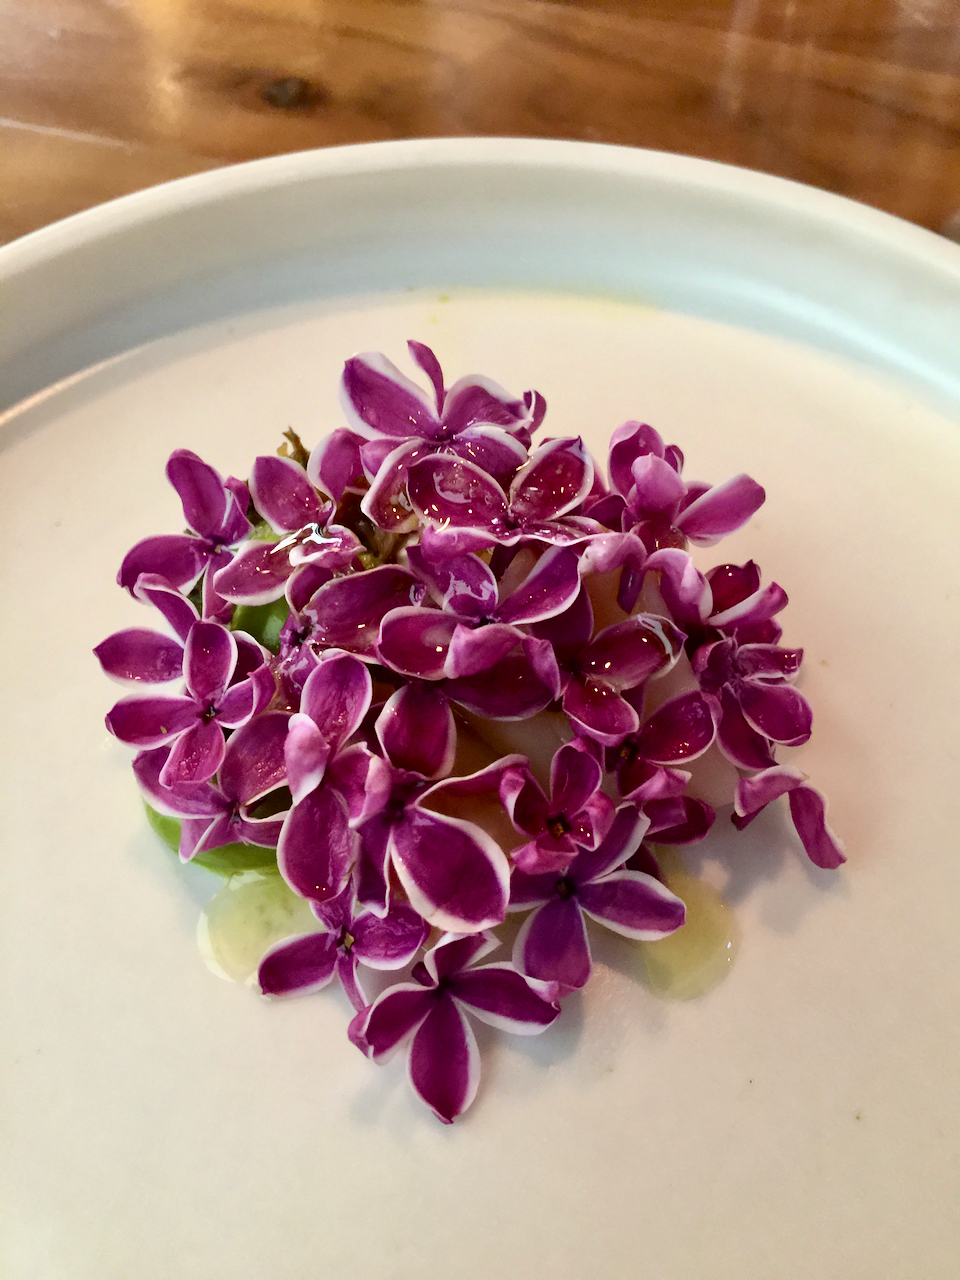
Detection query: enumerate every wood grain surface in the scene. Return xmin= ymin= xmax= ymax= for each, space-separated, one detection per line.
xmin=1 ymin=0 xmax=959 ymax=243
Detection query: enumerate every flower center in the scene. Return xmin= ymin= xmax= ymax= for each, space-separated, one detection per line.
xmin=548 ymin=815 xmax=570 ymax=840
xmin=555 ymin=876 xmax=576 ymax=901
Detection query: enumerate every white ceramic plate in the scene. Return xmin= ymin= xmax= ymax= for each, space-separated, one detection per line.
xmin=2 ymin=140 xmax=959 ymax=1280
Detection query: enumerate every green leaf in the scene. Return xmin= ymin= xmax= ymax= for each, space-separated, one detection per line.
xmin=229 ymin=596 xmax=290 ymax=652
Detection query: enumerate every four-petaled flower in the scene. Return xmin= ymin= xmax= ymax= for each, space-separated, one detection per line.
xmin=349 ymin=931 xmax=560 ymax=1123
xmin=105 ymin=620 xmax=274 ymax=787
xmin=510 ymin=805 xmax=687 ymax=994
xmin=258 ymin=885 xmax=428 ymax=1011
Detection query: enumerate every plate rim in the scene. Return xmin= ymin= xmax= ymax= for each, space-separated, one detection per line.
xmin=3 ymin=136 xmax=960 ymax=280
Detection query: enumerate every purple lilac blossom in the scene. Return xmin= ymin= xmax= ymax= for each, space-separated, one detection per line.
xmin=348 ymin=931 xmax=560 ymax=1123
xmin=510 ymin=805 xmax=687 ymax=994
xmin=258 ymin=885 xmax=428 ymax=1011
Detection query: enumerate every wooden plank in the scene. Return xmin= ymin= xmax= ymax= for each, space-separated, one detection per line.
xmin=0 ymin=0 xmax=958 ymax=239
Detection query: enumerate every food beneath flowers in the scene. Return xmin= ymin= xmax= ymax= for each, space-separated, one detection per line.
xmin=96 ymin=341 xmax=844 ymax=1123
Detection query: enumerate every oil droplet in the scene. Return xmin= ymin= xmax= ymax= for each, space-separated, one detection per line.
xmin=636 ymin=848 xmax=738 ymax=1000
xmin=197 ymin=871 xmax=321 ymax=984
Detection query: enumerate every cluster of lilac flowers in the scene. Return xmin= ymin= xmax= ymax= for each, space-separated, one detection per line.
xmin=97 ymin=342 xmax=844 ymax=1123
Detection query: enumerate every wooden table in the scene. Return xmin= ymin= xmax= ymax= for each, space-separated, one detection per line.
xmin=1 ymin=0 xmax=959 ymax=245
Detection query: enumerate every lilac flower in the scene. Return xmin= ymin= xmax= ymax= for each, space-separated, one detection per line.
xmin=531 ymin=586 xmax=685 ymax=746
xmin=588 ymin=420 xmax=765 ymax=554
xmin=118 ymin=450 xmax=251 ymax=616
xmin=340 ymin=342 xmax=544 ymax=531
xmin=133 ymin=711 xmax=291 ymax=860
xmin=378 ymin=545 xmax=580 ymax=680
xmin=693 ymin=635 xmax=809 ymax=769
xmin=406 ymin=436 xmax=600 ymax=549
xmin=95 ymin=573 xmax=266 ymax=687
xmin=733 ymin=766 xmax=845 ymax=869
xmin=105 ymin=620 xmax=274 ymax=786
xmin=276 ymin=651 xmax=375 ymax=906
xmin=213 ymin=455 xmax=362 ymax=606
xmin=500 ymin=739 xmax=615 ymax=874
xmin=258 ymin=885 xmax=428 ymax=1011
xmin=354 ymin=682 xmax=519 ymax=932
xmin=510 ymin=805 xmax=686 ymax=993
xmin=349 ymin=931 xmax=560 ymax=1123
xmin=646 ymin=551 xmax=787 ymax=647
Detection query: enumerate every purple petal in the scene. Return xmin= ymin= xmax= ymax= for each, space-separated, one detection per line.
xmin=496 ymin=545 xmax=581 ymax=626
xmin=378 ymin=607 xmax=459 ymax=680
xmin=426 ymin=931 xmax=498 ymax=981
xmin=531 ymin=582 xmax=594 ymax=653
xmin=738 ymin=681 xmax=813 ymax=745
xmin=166 ymin=449 xmax=229 ymax=538
xmin=250 ymin=455 xmax=324 ymax=533
xmin=445 ymin=646 xmax=556 ymax=720
xmin=340 ymin=351 xmax=440 ymax=439
xmin=214 ymin=675 xmax=264 ymax=729
xmin=578 ymin=870 xmax=686 ymax=939
xmin=608 ymin=420 xmax=665 ymax=497
xmin=644 ymin=796 xmax=715 ymax=844
xmin=212 ymin=541 xmax=293 ymax=606
xmin=409 ymin=996 xmax=479 ymax=1123
xmin=788 ymin=785 xmax=846 ymax=869
xmin=443 ymin=622 xmax=522 ymax=679
xmin=736 ymin=644 xmax=803 ymax=682
xmin=500 ymin=765 xmax=549 ymax=838
xmin=132 ymin=573 xmax=199 ymax=641
xmin=354 ymin=816 xmax=392 ymax=917
xmin=158 ymin=718 xmax=225 ymax=786
xmin=118 ymin=534 xmax=206 ymax=594
xmin=307 ymin=427 xmax=366 ymax=502
xmin=509 ymin=436 xmax=593 ymax=523
xmin=645 ymin=548 xmax=711 ymax=628
xmin=716 ymin=688 xmax=778 ymax=769
xmin=258 ymin=930 xmax=337 ymax=996
xmin=306 ymin=566 xmax=424 ymax=655
xmin=408 ymin=340 xmax=445 ymax=408
xmin=327 ymin=744 xmax=379 ymax=823
xmin=635 ymin=691 xmax=718 ymax=765
xmin=406 ymin=547 xmax=497 ymax=616
xmin=183 ymin=622 xmax=236 ymax=703
xmin=675 ymin=474 xmax=766 ymax=544
xmin=408 ymin=453 xmax=508 ymax=532
xmin=706 ymin=561 xmax=760 ymax=613
xmin=563 ymin=678 xmax=639 ymax=746
xmin=133 ymin=746 xmax=225 ymax=817
xmin=448 ymin=965 xmax=560 ymax=1033
xmin=442 ymin=373 xmax=530 ymax=434
xmin=376 ymin=683 xmax=456 ymax=779
xmin=550 ymin=740 xmax=603 ymax=817
xmin=629 ymin=454 xmax=686 ymax=516
xmin=220 ymin=710 xmax=291 ymax=805
xmin=571 ymin=803 xmax=649 ymax=884
xmin=580 ymin=615 xmax=683 ymax=692
xmin=278 ymin=785 xmax=357 ymax=902
xmin=284 ymin=713 xmax=331 ymax=805
xmin=95 ymin=629 xmax=184 ymax=684
xmin=449 ymin=426 xmax=529 ymax=478
xmin=105 ymin=695 xmax=197 ymax=747
xmin=514 ymin=897 xmax=591 ymax=992
xmin=390 ymin=810 xmax=509 ymax=932
xmin=352 ymin=901 xmax=429 ymax=969
xmin=300 ymin=651 xmax=373 ymax=751
xmin=351 ymin=983 xmax=437 ymax=1060
xmin=359 ymin=438 xmax=429 ymax=532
